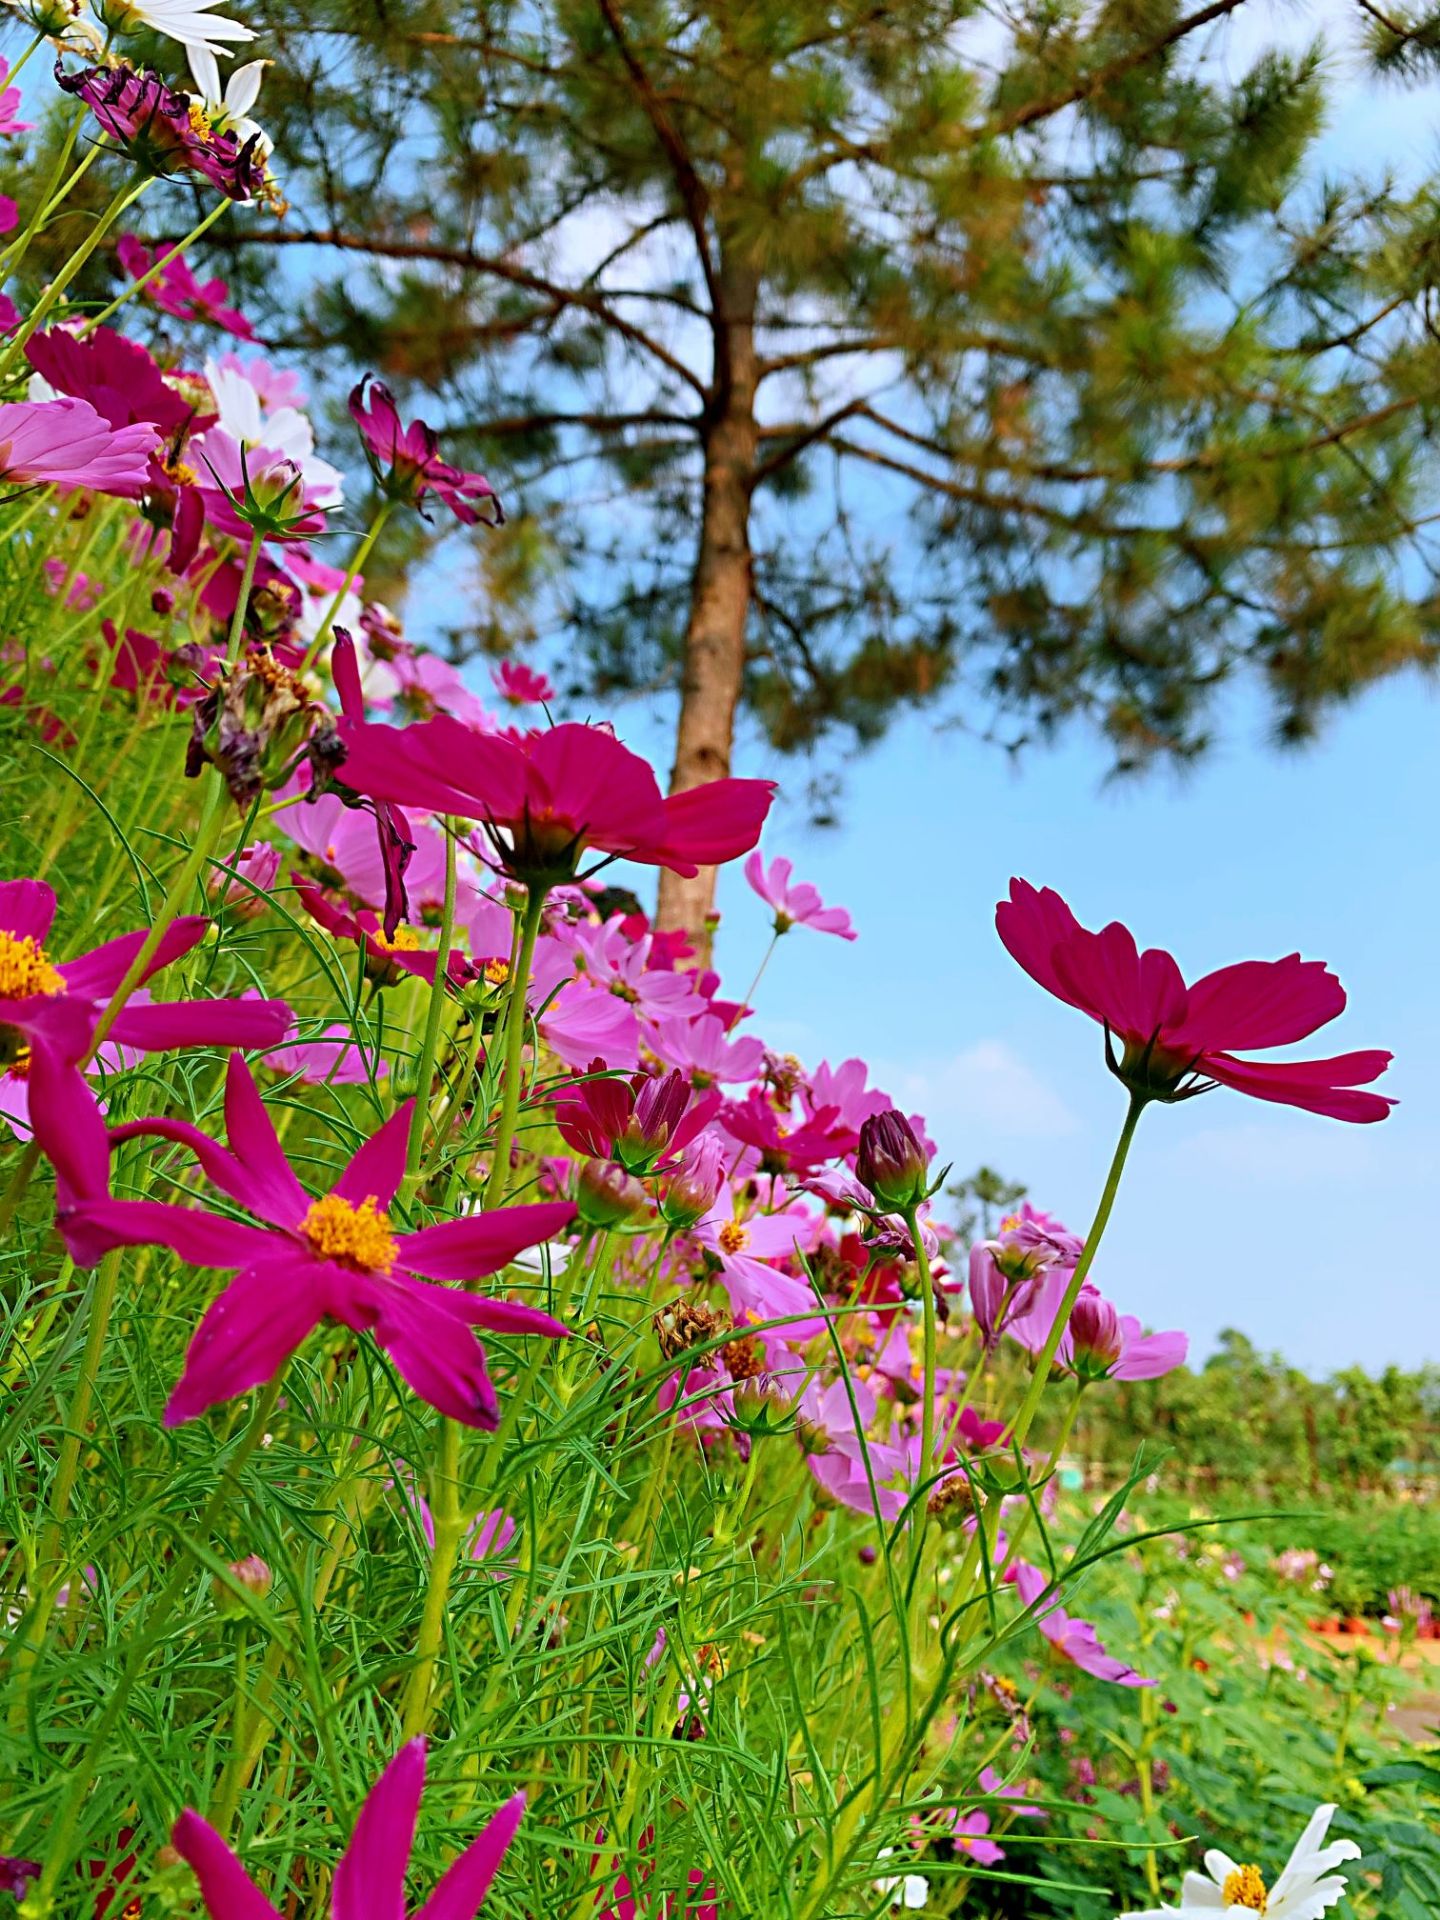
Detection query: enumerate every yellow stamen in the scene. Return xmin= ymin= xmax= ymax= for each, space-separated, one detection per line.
xmin=0 ymin=930 xmax=65 ymax=1001
xmin=999 ymin=1212 xmax=1022 ymax=1233
xmin=1222 ymin=1865 xmax=1268 ymax=1912
xmin=483 ymin=958 xmax=511 ymax=986
xmin=372 ymin=925 xmax=422 ymax=952
xmin=302 ymin=1192 xmax=397 ymax=1273
xmin=717 ymin=1221 xmax=750 ymax=1255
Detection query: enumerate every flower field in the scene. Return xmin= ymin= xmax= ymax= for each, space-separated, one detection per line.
xmin=1 ymin=9 xmax=1439 ymax=1918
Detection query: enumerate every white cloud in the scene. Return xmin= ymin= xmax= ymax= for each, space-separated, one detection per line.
xmin=883 ymin=1039 xmax=1079 ymax=1141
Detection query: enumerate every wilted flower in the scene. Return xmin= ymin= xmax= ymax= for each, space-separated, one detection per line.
xmin=185 ymin=650 xmax=337 ymax=805
xmin=350 ymin=376 xmax=502 ymax=524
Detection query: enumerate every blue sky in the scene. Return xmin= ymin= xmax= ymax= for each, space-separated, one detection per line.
xmin=686 ymin=672 xmax=1440 ymax=1376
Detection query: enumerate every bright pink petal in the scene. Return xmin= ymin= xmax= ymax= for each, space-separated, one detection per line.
xmin=332 ymin=1741 xmax=425 ymax=1920
xmin=640 ymin=779 xmax=775 ymax=873
xmin=107 ymin=996 xmax=293 ymax=1054
xmin=58 ymin=915 xmax=208 ymax=998
xmin=398 ymin=1275 xmax=569 ymax=1340
xmin=332 ymin=1102 xmax=414 ymax=1209
xmin=415 ymin=1791 xmax=526 ymax=1920
xmin=1203 ymin=1049 xmax=1394 ymax=1123
xmin=221 ymin=1052 xmax=310 ymax=1221
xmin=1174 ymin=954 xmax=1346 ymax=1052
xmin=0 ymin=877 xmax=57 ymax=942
xmin=1113 ymin=1322 xmax=1188 ymax=1380
xmin=59 ymin=1196 xmax=277 ymax=1271
xmin=106 ymin=1113 xmax=289 ymax=1224
xmin=165 ymin=1257 xmax=325 ymax=1425
xmin=397 ymin=1200 xmax=575 ymax=1281
xmin=994 ymin=879 xmax=1092 ymax=1009
xmin=171 ymin=1810 xmax=282 ymax=1920
xmin=373 ymin=1291 xmax=501 ymax=1428
xmin=331 ymin=630 xmax=365 ymax=721
xmin=25 ymin=1045 xmax=109 ymax=1202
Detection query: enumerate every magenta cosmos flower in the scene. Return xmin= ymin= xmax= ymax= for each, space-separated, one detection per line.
xmin=1008 ymin=1277 xmax=1188 ymax=1382
xmin=554 ymin=1063 xmax=718 ymax=1174
xmin=117 ymin=234 xmax=257 ymax=339
xmin=173 ymin=1738 xmax=524 ymax=1919
xmin=492 ymin=659 xmax=554 ymax=706
xmin=997 ymin=880 xmax=1393 ymax=1122
xmin=744 ymin=852 xmax=856 ymax=940
xmin=0 ymin=878 xmax=291 ymax=1192
xmin=0 ymin=58 xmax=33 ymax=136
xmin=61 ymin=1054 xmax=575 ymax=1427
xmin=350 ymin=376 xmax=502 ymax=525
xmin=1013 ymin=1561 xmax=1154 ymax=1688
xmin=337 ymin=718 xmax=775 ymax=892
xmin=0 ymin=397 xmax=159 ymax=497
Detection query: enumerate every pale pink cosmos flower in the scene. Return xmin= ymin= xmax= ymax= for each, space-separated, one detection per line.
xmin=0 ymin=398 xmax=158 ymax=496
xmin=267 ymin=1025 xmax=385 ymax=1087
xmin=172 ymin=1738 xmax=525 ymax=1918
xmin=1007 ymin=1276 xmax=1187 ymax=1382
xmin=744 ymin=851 xmax=856 ymax=939
xmin=648 ymin=1010 xmax=766 ymax=1088
xmin=1013 ymin=1561 xmax=1154 ymax=1687
xmin=492 ymin=659 xmax=555 ymax=705
xmin=0 ymin=62 xmax=34 ymax=136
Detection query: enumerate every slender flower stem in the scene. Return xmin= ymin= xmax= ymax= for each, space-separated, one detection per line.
xmin=482 ymin=888 xmax=545 ymax=1207
xmin=299 ymin=498 xmax=394 ymax=673
xmin=28 ymin=1374 xmax=284 ymax=1912
xmin=81 ymin=197 xmax=229 ymax=335
xmin=905 ymin=1205 xmax=939 ymax=1508
xmin=2 ymin=30 xmax=45 ymax=90
xmin=1005 ymin=1092 xmax=1146 ymax=1460
xmin=224 ymin=527 xmax=265 ymax=664
xmin=0 ymin=175 xmax=152 ymax=379
xmin=400 ymin=821 xmax=458 ymax=1204
xmin=399 ymin=1415 xmax=464 ymax=1739
xmin=728 ymin=930 xmax=779 ymax=1032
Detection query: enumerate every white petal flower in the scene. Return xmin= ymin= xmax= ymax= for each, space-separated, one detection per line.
xmin=94 ymin=0 xmax=253 ymax=57
xmin=186 ymin=43 xmax=270 ymax=151
xmin=1120 ymin=1804 xmax=1361 ymax=1919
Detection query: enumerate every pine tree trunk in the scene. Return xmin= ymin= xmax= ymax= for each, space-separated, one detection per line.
xmin=656 ymin=262 xmax=758 ymax=939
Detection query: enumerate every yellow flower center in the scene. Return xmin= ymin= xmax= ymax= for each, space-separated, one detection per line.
xmin=483 ymin=958 xmax=511 ymax=986
xmin=717 ymin=1221 xmax=750 ymax=1255
xmin=999 ymin=1212 xmax=1022 ymax=1233
xmin=1222 ymin=1865 xmax=1268 ymax=1912
xmin=372 ymin=925 xmax=422 ymax=952
xmin=301 ymin=1193 xmax=397 ymax=1273
xmin=0 ymin=930 xmax=65 ymax=1001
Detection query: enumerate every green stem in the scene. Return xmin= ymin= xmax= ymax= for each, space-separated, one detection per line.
xmin=224 ymin=526 xmax=265 ymax=665
xmin=1006 ymin=1092 xmax=1146 ymax=1459
xmin=400 ymin=822 xmax=458 ymax=1205
xmin=482 ymin=888 xmax=545 ymax=1208
xmin=81 ymin=197 xmax=229 ymax=335
xmin=727 ymin=930 xmax=779 ymax=1032
xmin=399 ymin=1415 xmax=465 ymax=1739
xmin=906 ymin=1205 xmax=939 ymax=1509
xmin=26 ymin=1374 xmax=284 ymax=1912
xmin=2 ymin=30 xmax=45 ymax=90
xmin=299 ymin=498 xmax=394 ymax=673
xmin=0 ymin=175 xmax=152 ymax=379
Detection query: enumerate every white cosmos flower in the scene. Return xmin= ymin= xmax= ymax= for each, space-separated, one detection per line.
xmin=186 ymin=44 xmax=270 ymax=153
xmin=874 ymin=1849 xmax=928 ymax=1910
xmin=205 ymin=356 xmax=345 ymax=508
xmin=92 ymin=0 xmax=253 ymax=56
xmin=1121 ymin=1804 xmax=1361 ymax=1919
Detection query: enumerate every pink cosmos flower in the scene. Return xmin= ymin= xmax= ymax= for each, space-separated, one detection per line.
xmin=350 ymin=376 xmax=502 ymax=525
xmin=58 ymin=64 xmax=268 ymax=203
xmin=692 ymin=1195 xmax=825 ymax=1336
xmin=0 ymin=61 xmax=33 ymax=136
xmin=594 ymin=1828 xmax=717 ymax=1920
xmin=648 ymin=1011 xmax=766 ymax=1089
xmin=336 ymin=718 xmax=775 ymax=892
xmin=1013 ymin=1561 xmax=1154 ymax=1687
xmin=946 ymin=1811 xmax=1004 ymax=1866
xmin=554 ymin=1063 xmax=718 ymax=1173
xmin=267 ymin=1024 xmax=385 ymax=1086
xmin=562 ymin=916 xmax=707 ymax=1024
xmin=293 ymin=878 xmax=471 ymax=989
xmin=60 ymin=1054 xmax=575 ymax=1427
xmin=799 ymin=1373 xmax=910 ymax=1519
xmin=396 ymin=1472 xmax=518 ymax=1580
xmin=116 ymin=234 xmax=257 ymax=339
xmin=1007 ymin=1276 xmax=1187 ymax=1382
xmin=718 ymin=1090 xmax=857 ymax=1177
xmin=492 ymin=659 xmax=555 ymax=706
xmin=537 ymin=979 xmax=641 ymax=1071
xmin=744 ymin=852 xmax=856 ymax=940
xmin=0 ymin=878 xmax=291 ymax=1194
xmin=996 ymin=879 xmax=1393 ymax=1122
xmin=172 ymin=1738 xmax=524 ymax=1918
xmin=0 ymin=398 xmax=158 ymax=497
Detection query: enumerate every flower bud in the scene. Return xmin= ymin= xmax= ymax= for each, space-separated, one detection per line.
xmin=575 ymin=1156 xmax=648 ymax=1230
xmin=728 ymin=1379 xmax=796 ymax=1440
xmin=213 ymin=1553 xmax=272 ymax=1618
xmin=659 ymin=1132 xmax=726 ymax=1228
xmin=855 ymin=1109 xmax=929 ymax=1211
xmin=1065 ymin=1285 xmax=1123 ymax=1382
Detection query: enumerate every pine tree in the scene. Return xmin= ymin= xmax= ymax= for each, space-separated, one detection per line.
xmin=103 ymin=3 xmax=1440 ymax=923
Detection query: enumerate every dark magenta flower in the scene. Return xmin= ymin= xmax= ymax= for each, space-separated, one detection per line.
xmin=350 ymin=376 xmax=502 ymax=525
xmin=996 ymin=879 xmax=1393 ymax=1122
xmin=336 ymin=718 xmax=774 ymax=891
xmin=56 ymin=61 xmax=270 ymax=202
xmin=0 ymin=877 xmax=292 ymax=1193
xmin=27 ymin=325 xmax=202 ymax=441
xmin=555 ymin=1061 xmax=718 ymax=1174
xmin=60 ymin=1053 xmax=575 ymax=1427
xmin=718 ymin=1089 xmax=857 ymax=1177
xmin=173 ymin=1738 xmax=524 ymax=1917
xmin=116 ymin=233 xmax=257 ymax=339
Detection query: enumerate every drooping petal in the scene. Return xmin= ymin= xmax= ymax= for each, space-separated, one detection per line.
xmin=397 ymin=1201 xmax=575 ymax=1282
xmin=59 ymin=1196 xmax=276 ymax=1272
xmin=397 ymin=1274 xmax=569 ymax=1340
xmin=331 ymin=1101 xmax=414 ymax=1210
xmin=220 ymin=1052 xmax=310 ymax=1222
xmin=373 ymin=1290 xmax=501 ymax=1428
xmin=24 ymin=1045 xmax=110 ymax=1202
xmin=1111 ymin=1324 xmax=1189 ymax=1380
xmin=170 ymin=1810 xmax=283 ymax=1920
xmin=1203 ymin=1049 xmax=1394 ymax=1123
xmin=165 ymin=1256 xmax=325 ymax=1425
xmin=332 ymin=1741 xmax=425 ymax=1920
xmin=414 ymin=1791 xmax=526 ymax=1920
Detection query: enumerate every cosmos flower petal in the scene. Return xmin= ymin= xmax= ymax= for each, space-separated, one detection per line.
xmin=60 ymin=1196 xmax=277 ymax=1272
xmin=1174 ymin=955 xmax=1347 ymax=1051
xmin=332 ymin=1740 xmax=425 ymax=1920
xmin=57 ymin=915 xmax=209 ymax=997
xmin=373 ymin=1292 xmax=501 ymax=1429
xmin=398 ymin=1275 xmax=569 ymax=1340
xmin=1203 ymin=1051 xmax=1395 ymax=1122
xmin=332 ymin=1100 xmax=413 ymax=1209
xmin=413 ymin=1792 xmax=526 ymax=1920
xmin=397 ymin=1201 xmax=576 ymax=1281
xmin=170 ymin=1811 xmax=283 ymax=1920
xmin=106 ymin=996 xmax=293 ymax=1054
xmin=165 ymin=1257 xmax=326 ymax=1426
xmin=0 ymin=877 xmax=58 ymax=943
xmin=221 ymin=1053 xmax=310 ymax=1221
xmin=25 ymin=1046 xmax=109 ymax=1202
